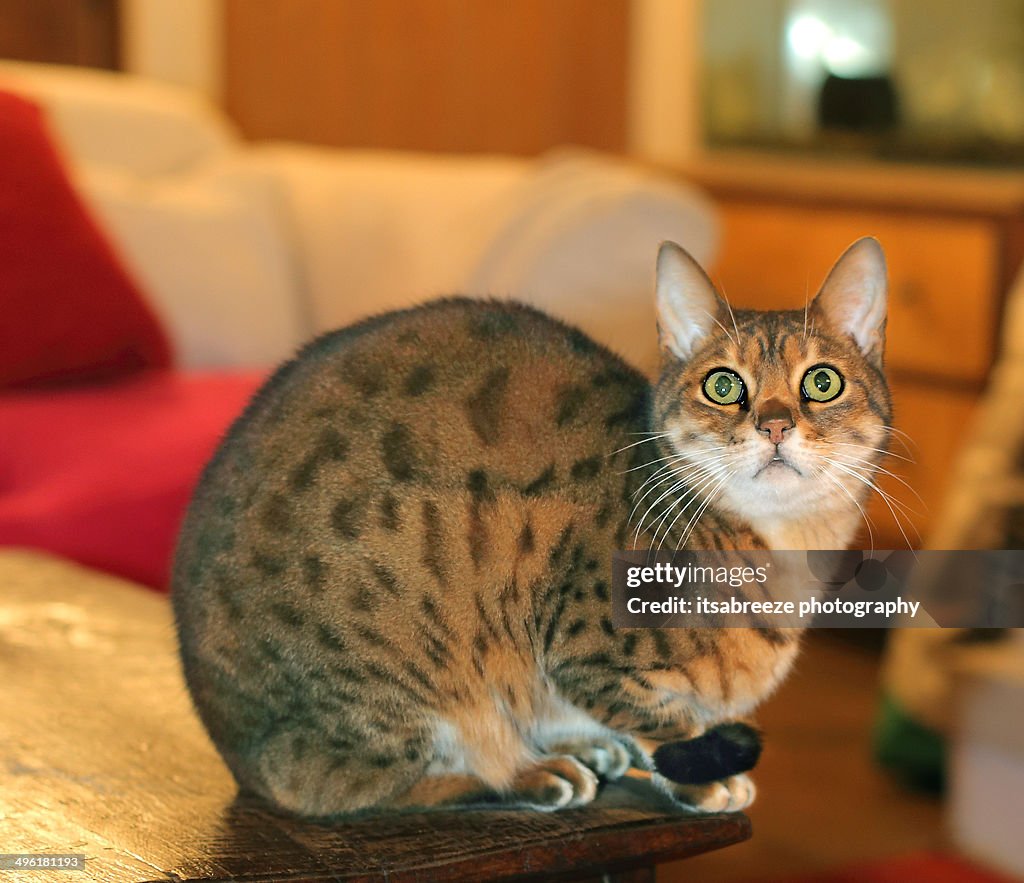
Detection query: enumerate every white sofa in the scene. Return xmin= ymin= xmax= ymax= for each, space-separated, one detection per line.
xmin=0 ymin=60 xmax=718 ymax=376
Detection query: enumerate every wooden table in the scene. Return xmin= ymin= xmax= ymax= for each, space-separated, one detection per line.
xmin=0 ymin=551 xmax=750 ymax=882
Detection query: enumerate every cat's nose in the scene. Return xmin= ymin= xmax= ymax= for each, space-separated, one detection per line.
xmin=756 ymin=399 xmax=794 ymax=445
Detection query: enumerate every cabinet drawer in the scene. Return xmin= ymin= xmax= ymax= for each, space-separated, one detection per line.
xmin=711 ymin=201 xmax=1001 ymax=382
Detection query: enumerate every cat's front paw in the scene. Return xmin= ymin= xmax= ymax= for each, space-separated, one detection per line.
xmin=654 ymin=772 xmax=756 ymax=813
xmin=547 ymin=736 xmax=633 ymax=782
xmin=510 ymin=755 xmax=600 ymax=810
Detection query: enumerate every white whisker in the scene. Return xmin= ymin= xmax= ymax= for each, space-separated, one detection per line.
xmin=815 ymin=462 xmax=876 ymax=552
xmin=702 ymin=309 xmax=737 ymax=348
xmin=652 ymin=465 xmax=730 ymax=551
xmin=630 ymin=462 xmax=728 ymax=545
xmin=618 ymin=452 xmax=681 ymax=475
xmin=609 ymin=433 xmax=673 ymax=456
xmin=879 ymin=425 xmax=918 ymax=457
xmin=822 ymin=458 xmax=920 ymax=554
xmin=831 ymin=441 xmax=914 ymax=464
xmin=630 ymin=460 xmax=684 ymax=494
xmin=822 ymin=460 xmax=922 ymax=521
xmin=827 ymin=453 xmax=926 ymax=507
xmin=676 ymin=469 xmax=736 ymax=551
xmin=803 ymin=280 xmax=811 ymax=341
xmin=719 ymin=284 xmax=742 ymax=344
xmin=623 ymin=446 xmax=729 ymax=479
xmin=628 ymin=459 xmax=722 ymax=532
xmin=648 ymin=467 xmax=725 ymax=552
xmin=630 ymin=456 xmax=731 ymax=547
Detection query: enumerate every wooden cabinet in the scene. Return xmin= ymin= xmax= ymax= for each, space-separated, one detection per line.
xmin=223 ymin=0 xmax=630 ymax=155
xmin=683 ymin=154 xmax=1024 ymax=548
xmin=0 ymin=0 xmax=119 ymax=69
xmin=713 ymin=204 xmax=1001 ymax=383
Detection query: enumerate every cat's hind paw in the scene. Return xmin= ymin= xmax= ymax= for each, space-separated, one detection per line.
xmin=654 ymin=772 xmax=756 ymax=813
xmin=510 ymin=755 xmax=599 ymax=810
xmin=547 ymin=736 xmax=633 ymax=782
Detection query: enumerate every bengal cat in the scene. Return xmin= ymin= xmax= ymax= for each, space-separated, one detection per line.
xmin=172 ymin=238 xmax=891 ymax=817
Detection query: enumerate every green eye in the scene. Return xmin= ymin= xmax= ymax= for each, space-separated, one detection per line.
xmin=703 ymin=369 xmax=745 ymax=405
xmin=802 ymin=365 xmax=844 ymax=402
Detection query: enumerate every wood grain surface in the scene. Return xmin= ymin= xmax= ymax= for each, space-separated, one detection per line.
xmin=0 ymin=0 xmax=119 ymax=69
xmin=223 ymin=0 xmax=629 ymax=156
xmin=0 ymin=551 xmax=749 ymax=882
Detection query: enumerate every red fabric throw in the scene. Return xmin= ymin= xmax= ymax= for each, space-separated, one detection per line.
xmin=761 ymin=852 xmax=1018 ymax=883
xmin=0 ymin=370 xmax=263 ymax=589
xmin=0 ymin=89 xmax=171 ymax=387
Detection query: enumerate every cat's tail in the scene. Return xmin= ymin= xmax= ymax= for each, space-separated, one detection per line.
xmin=652 ymin=722 xmax=762 ymax=785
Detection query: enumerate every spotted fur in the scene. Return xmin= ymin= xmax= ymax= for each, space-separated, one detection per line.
xmin=173 ymin=239 xmax=891 ymax=816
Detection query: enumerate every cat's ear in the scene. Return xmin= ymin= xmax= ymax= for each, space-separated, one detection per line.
xmin=656 ymin=241 xmax=728 ymax=361
xmin=811 ymin=237 xmax=888 ymax=366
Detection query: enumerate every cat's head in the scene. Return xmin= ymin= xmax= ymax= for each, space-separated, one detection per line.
xmin=651 ymin=238 xmax=891 ymax=538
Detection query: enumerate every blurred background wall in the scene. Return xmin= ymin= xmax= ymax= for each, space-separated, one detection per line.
xmin=5 ymin=1 xmax=1024 ymax=165
xmin=0 ymin=0 xmax=704 ymax=161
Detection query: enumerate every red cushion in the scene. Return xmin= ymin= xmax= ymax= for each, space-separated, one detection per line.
xmin=765 ymin=853 xmax=1018 ymax=883
xmin=0 ymin=89 xmax=171 ymax=387
xmin=0 ymin=371 xmax=263 ymax=589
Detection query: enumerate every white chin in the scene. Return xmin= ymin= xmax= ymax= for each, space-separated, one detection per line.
xmin=721 ymin=466 xmax=821 ymax=518
xmin=757 ymin=462 xmax=805 ymax=487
